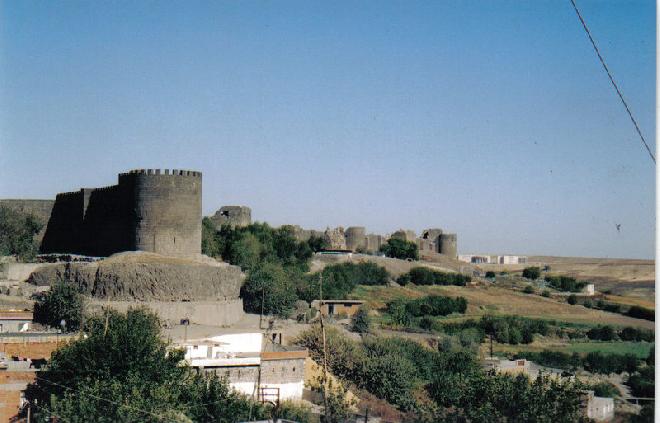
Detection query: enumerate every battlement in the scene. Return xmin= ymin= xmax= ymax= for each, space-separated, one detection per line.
xmin=90 ymin=185 xmax=120 ymax=193
xmin=55 ymin=190 xmax=83 ymax=199
xmin=118 ymin=169 xmax=202 ymax=178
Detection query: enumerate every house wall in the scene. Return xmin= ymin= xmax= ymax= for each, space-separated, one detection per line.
xmin=0 ymin=370 xmax=36 ymax=422
xmin=320 ymin=303 xmax=362 ymax=317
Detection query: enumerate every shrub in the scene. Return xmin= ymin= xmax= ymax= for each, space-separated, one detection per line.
xmin=403 ymin=267 xmax=471 ymax=286
xmin=352 ymin=306 xmax=371 ymax=333
xmin=523 ymin=285 xmax=535 ymax=294
xmin=541 ymin=290 xmax=551 ymax=298
xmin=567 ymin=294 xmax=577 ymax=305
xmin=628 ymin=366 xmax=654 ymax=397
xmin=485 ymin=271 xmax=496 ymax=278
xmin=522 ymin=267 xmax=540 ymax=280
xmin=545 ymin=275 xmax=587 ymax=292
xmin=586 ymin=325 xmax=616 ymax=341
xmin=583 ymin=299 xmax=593 ymax=308
xmin=627 ymin=306 xmax=654 ymax=321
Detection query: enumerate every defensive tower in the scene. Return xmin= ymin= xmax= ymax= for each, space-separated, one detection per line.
xmin=438 ymin=233 xmax=458 ymax=258
xmin=41 ymin=169 xmax=202 ymax=257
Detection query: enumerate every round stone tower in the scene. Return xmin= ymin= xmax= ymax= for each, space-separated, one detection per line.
xmin=119 ymin=169 xmax=202 ymax=257
xmin=345 ymin=226 xmax=367 ymax=251
xmin=438 ymin=233 xmax=457 ymax=258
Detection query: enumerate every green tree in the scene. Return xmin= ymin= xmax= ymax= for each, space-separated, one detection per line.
xmin=26 ymin=308 xmax=262 ymax=422
xmin=201 ymin=217 xmax=221 ymax=257
xmin=33 ymin=280 xmax=83 ymax=331
xmin=241 ymin=262 xmax=298 ymax=317
xmin=379 ymin=238 xmax=419 ymax=261
xmin=307 ymin=234 xmax=329 ymax=252
xmin=0 ymin=205 xmax=43 ymax=261
xmin=522 ymin=266 xmax=541 ymax=280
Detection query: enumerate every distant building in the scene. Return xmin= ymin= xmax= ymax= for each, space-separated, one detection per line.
xmin=583 ymin=283 xmax=595 ymax=296
xmin=0 ymin=311 xmax=32 ymax=333
xmin=482 ymin=357 xmax=563 ymax=380
xmin=581 ymin=390 xmax=614 ymax=421
xmin=312 ymin=299 xmax=365 ymax=318
xmin=497 ymin=255 xmax=528 ymax=265
xmin=176 ymin=331 xmax=307 ymax=402
xmin=458 ymin=254 xmax=528 ymax=265
xmin=459 ymin=254 xmax=491 ymax=264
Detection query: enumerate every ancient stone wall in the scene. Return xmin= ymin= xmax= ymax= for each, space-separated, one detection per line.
xmin=209 ymin=206 xmax=251 ymax=229
xmin=39 ymin=169 xmax=202 ymax=257
xmin=127 ymin=170 xmax=202 ymax=257
xmin=439 ymin=233 xmax=458 ymax=258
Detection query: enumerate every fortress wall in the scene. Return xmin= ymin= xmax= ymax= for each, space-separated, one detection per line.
xmin=345 ymin=226 xmax=367 ymax=251
xmin=40 ymin=191 xmax=85 ymax=254
xmin=87 ymin=299 xmax=245 ymax=326
xmin=439 ymin=233 xmax=458 ymax=258
xmin=124 ymin=169 xmax=202 ymax=257
xmin=82 ymin=184 xmax=132 ymax=256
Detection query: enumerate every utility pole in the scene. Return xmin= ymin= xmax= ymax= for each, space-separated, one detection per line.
xmin=260 ymin=287 xmax=265 ymax=330
xmin=319 ymin=273 xmax=330 ymax=420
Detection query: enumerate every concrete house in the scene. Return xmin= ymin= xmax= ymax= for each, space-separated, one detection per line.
xmin=0 ymin=311 xmax=32 ymax=333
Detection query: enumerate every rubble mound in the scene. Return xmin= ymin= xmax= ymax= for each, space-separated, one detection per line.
xmin=28 ymin=251 xmax=244 ymax=301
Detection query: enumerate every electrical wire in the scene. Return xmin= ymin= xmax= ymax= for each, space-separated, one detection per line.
xmin=569 ymin=0 xmax=655 ymax=164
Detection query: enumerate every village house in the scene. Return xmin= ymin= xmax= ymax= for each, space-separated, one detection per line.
xmin=173 ymin=329 xmax=308 ymax=403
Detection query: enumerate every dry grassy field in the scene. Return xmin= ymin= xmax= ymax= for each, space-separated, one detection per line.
xmin=351 ymin=284 xmax=654 ymax=329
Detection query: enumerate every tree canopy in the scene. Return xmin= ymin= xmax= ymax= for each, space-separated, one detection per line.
xmin=26 ymin=308 xmax=279 ymax=422
xmin=0 ymin=205 xmax=43 ymax=261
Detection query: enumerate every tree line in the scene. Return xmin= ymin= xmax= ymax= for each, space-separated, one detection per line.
xmin=295 ymin=325 xmax=589 ymax=421
xmin=396 ymin=266 xmax=471 ymax=286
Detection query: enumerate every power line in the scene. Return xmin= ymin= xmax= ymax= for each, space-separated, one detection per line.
xmin=569 ymin=0 xmax=656 ymax=164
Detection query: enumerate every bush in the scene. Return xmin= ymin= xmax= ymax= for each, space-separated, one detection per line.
xmin=386 ymin=295 xmax=468 ymax=326
xmin=583 ymin=299 xmax=593 ymax=308
xmin=589 ymin=382 xmax=619 ymax=398
xmin=619 ymin=327 xmax=654 ymax=342
xmin=523 ymin=285 xmax=535 ymax=294
xmin=522 ymin=267 xmax=540 ymax=280
xmin=587 ymin=325 xmax=616 ymax=341
xmin=479 ymin=315 xmax=548 ymax=345
xmin=402 ymin=267 xmax=470 ymax=286
xmin=545 ymin=275 xmax=587 ymax=292
xmin=379 ymin=238 xmax=419 ymax=261
xmin=567 ymin=294 xmax=577 ymax=305
xmin=298 ymin=262 xmax=391 ymax=302
xmin=627 ymin=306 xmax=654 ymax=321
xmin=485 ymin=271 xmax=496 ymax=278
xmin=541 ymin=290 xmax=551 ymax=298
xmin=628 ymin=366 xmax=654 ymax=397
xmin=33 ymin=280 xmax=83 ymax=331
xmin=352 ymin=306 xmax=371 ymax=333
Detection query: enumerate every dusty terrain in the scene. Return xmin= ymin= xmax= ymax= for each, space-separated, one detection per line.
xmin=28 ymin=251 xmax=244 ymax=301
xmin=352 ymin=284 xmax=655 ymax=330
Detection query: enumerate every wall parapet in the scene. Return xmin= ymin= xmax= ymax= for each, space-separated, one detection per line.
xmin=118 ymin=169 xmax=202 ymax=178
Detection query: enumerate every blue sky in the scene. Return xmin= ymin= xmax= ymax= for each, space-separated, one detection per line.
xmin=0 ymin=1 xmax=655 ymax=259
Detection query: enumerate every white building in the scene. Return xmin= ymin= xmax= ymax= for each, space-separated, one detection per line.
xmin=176 ymin=331 xmax=307 ymax=402
xmin=584 ymin=391 xmax=614 ymax=421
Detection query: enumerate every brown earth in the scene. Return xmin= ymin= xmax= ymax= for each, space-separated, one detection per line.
xmin=353 ymin=285 xmax=655 ymax=330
